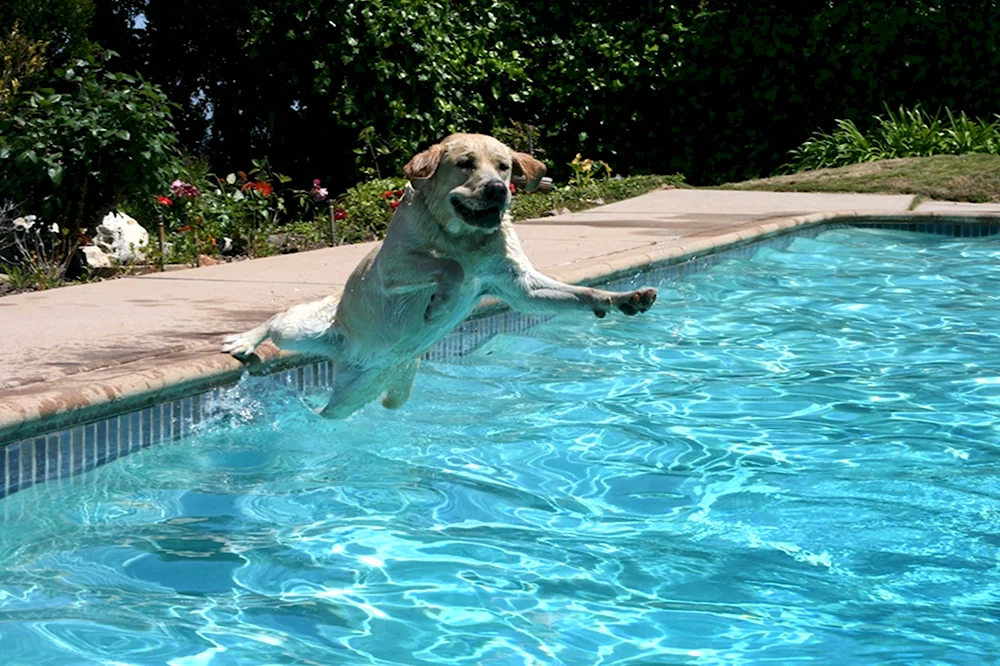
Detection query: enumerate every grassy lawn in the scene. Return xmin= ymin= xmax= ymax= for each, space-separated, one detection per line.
xmin=718 ymin=153 xmax=1000 ymax=203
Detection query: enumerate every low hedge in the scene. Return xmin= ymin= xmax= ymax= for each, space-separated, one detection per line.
xmin=510 ymin=174 xmax=685 ymax=221
xmin=331 ymin=173 xmax=686 ymax=243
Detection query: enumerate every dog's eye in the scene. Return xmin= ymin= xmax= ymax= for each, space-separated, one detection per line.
xmin=457 ymin=157 xmax=475 ymax=170
xmin=498 ymin=163 xmax=510 ymax=172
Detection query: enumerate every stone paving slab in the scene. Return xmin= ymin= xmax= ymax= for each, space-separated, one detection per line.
xmin=3 ymin=187 xmax=985 ymax=440
xmin=913 ymin=201 xmax=1000 ymax=214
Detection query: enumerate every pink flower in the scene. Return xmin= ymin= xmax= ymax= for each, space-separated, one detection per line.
xmin=170 ymin=179 xmax=200 ymax=198
xmin=311 ymin=179 xmax=328 ymax=202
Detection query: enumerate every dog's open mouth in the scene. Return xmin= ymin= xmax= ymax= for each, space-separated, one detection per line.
xmin=451 ymin=197 xmax=504 ymax=229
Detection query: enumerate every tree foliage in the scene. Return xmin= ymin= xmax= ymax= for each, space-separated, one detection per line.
xmin=68 ymin=0 xmax=1000 ymax=188
xmin=0 ymin=0 xmax=95 ymax=65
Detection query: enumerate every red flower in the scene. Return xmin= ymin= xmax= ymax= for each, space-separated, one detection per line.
xmin=382 ymin=190 xmax=394 ymax=199
xmin=243 ymin=181 xmax=273 ymax=197
xmin=389 ymin=200 xmax=400 ymax=209
xmin=394 ymin=189 xmax=404 ymax=197
xmin=157 ymin=195 xmax=173 ymax=206
xmin=509 ymin=182 xmax=516 ymax=194
xmin=177 ymin=224 xmax=193 ymax=233
xmin=333 ymin=209 xmax=348 ymax=220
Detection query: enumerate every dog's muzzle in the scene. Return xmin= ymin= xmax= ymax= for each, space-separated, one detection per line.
xmin=451 ymin=186 xmax=508 ymax=229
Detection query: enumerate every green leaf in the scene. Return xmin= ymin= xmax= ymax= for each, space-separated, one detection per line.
xmin=48 ymin=167 xmax=65 ymax=186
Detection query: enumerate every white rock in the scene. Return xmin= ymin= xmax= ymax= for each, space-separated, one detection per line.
xmin=95 ymin=212 xmax=149 ymax=262
xmin=80 ymin=245 xmax=113 ymax=271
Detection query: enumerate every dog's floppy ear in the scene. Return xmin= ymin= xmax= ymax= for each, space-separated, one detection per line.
xmin=404 ymin=143 xmax=446 ymax=181
xmin=512 ymin=152 xmax=547 ymax=192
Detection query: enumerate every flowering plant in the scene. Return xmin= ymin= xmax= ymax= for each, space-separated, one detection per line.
xmin=154 ymin=157 xmax=335 ymax=264
xmin=0 ymin=201 xmax=81 ymax=290
xmin=568 ymin=154 xmax=612 ymax=187
xmin=311 ymin=179 xmax=329 ymax=202
xmin=381 ymin=188 xmax=405 ymax=210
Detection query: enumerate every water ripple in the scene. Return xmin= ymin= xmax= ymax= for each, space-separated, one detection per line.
xmin=1 ymin=229 xmax=999 ymax=664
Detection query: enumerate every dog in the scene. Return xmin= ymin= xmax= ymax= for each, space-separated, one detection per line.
xmin=221 ymin=133 xmax=658 ymax=418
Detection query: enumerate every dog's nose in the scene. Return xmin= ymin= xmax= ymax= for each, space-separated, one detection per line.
xmin=483 ymin=179 xmax=509 ymax=203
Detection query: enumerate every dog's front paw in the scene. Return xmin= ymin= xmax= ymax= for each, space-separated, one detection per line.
xmin=615 ymin=288 xmax=657 ymax=316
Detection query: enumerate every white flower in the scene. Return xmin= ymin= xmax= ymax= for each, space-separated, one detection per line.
xmin=49 ymin=222 xmax=60 ymax=234
xmin=13 ymin=215 xmax=36 ymax=230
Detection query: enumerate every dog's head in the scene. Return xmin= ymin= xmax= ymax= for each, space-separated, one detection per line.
xmin=403 ymin=133 xmax=546 ymax=235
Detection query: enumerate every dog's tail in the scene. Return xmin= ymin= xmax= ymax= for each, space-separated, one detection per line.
xmin=221 ymin=320 xmax=272 ymax=358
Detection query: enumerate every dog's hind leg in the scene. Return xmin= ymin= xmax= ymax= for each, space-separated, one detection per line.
xmin=381 ymin=360 xmax=419 ymax=410
xmin=221 ymin=320 xmax=273 ymax=358
xmin=318 ymin=362 xmax=392 ymax=420
xmin=223 ymin=295 xmax=341 ymax=359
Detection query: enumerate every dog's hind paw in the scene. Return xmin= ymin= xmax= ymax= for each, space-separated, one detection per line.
xmin=221 ymin=333 xmax=259 ymax=358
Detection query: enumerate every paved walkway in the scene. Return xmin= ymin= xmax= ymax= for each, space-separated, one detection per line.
xmin=3 ymin=187 xmax=993 ymax=439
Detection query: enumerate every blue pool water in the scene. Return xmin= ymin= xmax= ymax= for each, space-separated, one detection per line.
xmin=1 ymin=228 xmax=999 ymax=665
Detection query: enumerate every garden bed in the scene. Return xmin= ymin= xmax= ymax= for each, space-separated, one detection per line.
xmin=0 ymin=173 xmax=685 ymax=296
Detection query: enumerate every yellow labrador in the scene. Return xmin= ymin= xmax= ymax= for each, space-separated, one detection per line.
xmin=222 ymin=133 xmax=657 ymax=418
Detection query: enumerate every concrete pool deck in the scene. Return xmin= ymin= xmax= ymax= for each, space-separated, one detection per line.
xmin=2 ymin=187 xmax=999 ymax=442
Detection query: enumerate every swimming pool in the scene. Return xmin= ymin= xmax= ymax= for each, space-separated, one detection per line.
xmin=1 ymin=227 xmax=998 ymax=664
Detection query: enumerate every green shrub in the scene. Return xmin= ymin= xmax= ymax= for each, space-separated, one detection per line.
xmin=334 ymin=177 xmax=407 ymax=244
xmin=0 ymin=50 xmax=180 ymax=252
xmin=331 ymin=174 xmax=684 ymax=243
xmin=511 ymin=175 xmax=685 ymax=221
xmin=153 ymin=157 xmax=331 ymax=265
xmin=784 ymin=105 xmax=1000 ymax=173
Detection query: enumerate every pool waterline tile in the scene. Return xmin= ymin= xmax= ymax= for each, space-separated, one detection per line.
xmin=2 ymin=218 xmax=998 ymax=500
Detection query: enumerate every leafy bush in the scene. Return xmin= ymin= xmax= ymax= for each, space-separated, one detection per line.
xmin=0 ymin=50 xmax=180 ymax=249
xmin=784 ymin=106 xmax=1000 ymax=172
xmin=154 ymin=158 xmax=332 ymax=264
xmin=334 ymin=177 xmax=407 ymax=244
xmin=324 ymin=173 xmax=685 ymax=244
